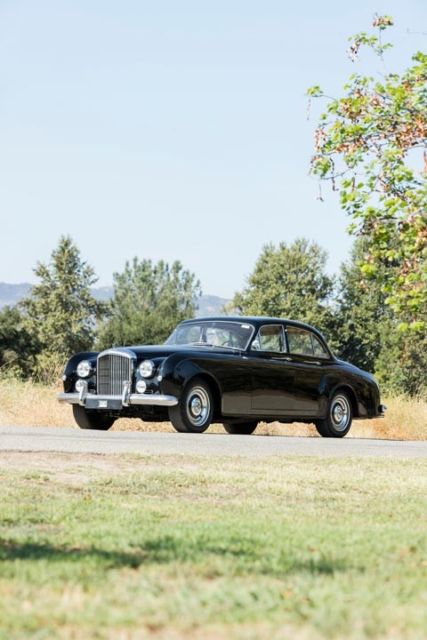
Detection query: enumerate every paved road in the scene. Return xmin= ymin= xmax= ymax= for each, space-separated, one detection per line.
xmin=1 ymin=425 xmax=426 ymax=458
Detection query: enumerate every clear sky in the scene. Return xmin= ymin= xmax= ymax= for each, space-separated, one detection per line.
xmin=0 ymin=0 xmax=425 ymax=297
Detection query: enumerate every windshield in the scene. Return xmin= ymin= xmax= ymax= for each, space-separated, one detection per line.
xmin=165 ymin=320 xmax=255 ymax=350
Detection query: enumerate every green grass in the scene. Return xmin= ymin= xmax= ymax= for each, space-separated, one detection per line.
xmin=0 ymin=454 xmax=426 ymax=639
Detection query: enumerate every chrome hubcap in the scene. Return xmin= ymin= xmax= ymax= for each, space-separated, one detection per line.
xmin=330 ymin=394 xmax=351 ymax=431
xmin=190 ymin=397 xmax=202 ymax=416
xmin=186 ymin=387 xmax=210 ymax=427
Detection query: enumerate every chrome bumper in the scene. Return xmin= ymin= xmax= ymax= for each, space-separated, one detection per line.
xmin=57 ymin=382 xmax=178 ymax=409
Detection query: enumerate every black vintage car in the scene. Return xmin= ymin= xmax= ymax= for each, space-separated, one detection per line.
xmin=58 ymin=316 xmax=385 ymax=437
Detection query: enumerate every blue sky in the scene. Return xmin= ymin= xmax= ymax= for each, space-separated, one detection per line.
xmin=0 ymin=0 xmax=425 ymax=297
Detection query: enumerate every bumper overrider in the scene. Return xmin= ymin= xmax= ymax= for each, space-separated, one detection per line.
xmin=57 ymin=381 xmax=178 ymax=410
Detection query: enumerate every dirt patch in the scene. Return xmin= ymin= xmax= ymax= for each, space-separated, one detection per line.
xmin=0 ymin=450 xmax=216 ymax=485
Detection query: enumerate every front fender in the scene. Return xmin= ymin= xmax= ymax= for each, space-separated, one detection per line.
xmin=64 ymin=352 xmax=98 ymax=375
xmin=160 ymin=355 xmax=220 ymax=400
xmin=63 ymin=352 xmax=98 ymax=392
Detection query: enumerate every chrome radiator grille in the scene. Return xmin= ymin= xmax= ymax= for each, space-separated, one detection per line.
xmin=97 ymin=352 xmax=132 ymax=395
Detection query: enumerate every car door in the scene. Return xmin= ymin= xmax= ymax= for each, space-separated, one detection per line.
xmin=283 ymin=325 xmax=331 ymax=416
xmin=249 ymin=324 xmax=296 ymax=414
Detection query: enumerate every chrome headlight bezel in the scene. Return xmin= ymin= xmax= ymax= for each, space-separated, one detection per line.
xmin=139 ymin=360 xmax=155 ymax=378
xmin=76 ymin=360 xmax=91 ymax=378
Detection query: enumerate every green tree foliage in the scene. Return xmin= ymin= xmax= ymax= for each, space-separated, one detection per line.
xmin=97 ymin=258 xmax=201 ymax=348
xmin=231 ymin=239 xmax=334 ymax=336
xmin=332 ymin=238 xmax=427 ymax=396
xmin=0 ymin=306 xmax=38 ymax=377
xmin=21 ymin=236 xmax=101 ymax=379
xmin=375 ymin=319 xmax=427 ymax=398
xmin=332 ymin=238 xmax=390 ymax=371
xmin=308 ymin=16 xmax=427 ymax=329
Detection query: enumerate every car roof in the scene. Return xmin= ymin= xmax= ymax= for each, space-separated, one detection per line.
xmin=180 ymin=316 xmax=327 ymax=341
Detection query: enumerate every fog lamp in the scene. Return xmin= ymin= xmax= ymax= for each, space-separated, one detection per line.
xmin=75 ymin=379 xmax=86 ymax=392
xmin=136 ymin=380 xmax=147 ymax=394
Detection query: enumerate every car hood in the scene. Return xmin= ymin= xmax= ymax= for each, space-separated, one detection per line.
xmin=100 ymin=344 xmax=237 ymax=360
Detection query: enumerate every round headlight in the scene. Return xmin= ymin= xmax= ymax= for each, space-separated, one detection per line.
xmin=76 ymin=360 xmax=91 ymax=378
xmin=75 ymin=379 xmax=86 ymax=392
xmin=139 ymin=360 xmax=155 ymax=378
xmin=136 ymin=379 xmax=147 ymax=394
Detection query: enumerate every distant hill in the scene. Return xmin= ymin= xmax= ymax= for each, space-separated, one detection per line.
xmin=195 ymin=294 xmax=229 ymax=317
xmin=91 ymin=286 xmax=114 ymax=302
xmin=0 ymin=282 xmax=229 ymax=317
xmin=0 ymin=282 xmax=32 ymax=307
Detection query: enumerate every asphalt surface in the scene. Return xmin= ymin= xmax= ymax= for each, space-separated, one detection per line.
xmin=0 ymin=425 xmax=426 ymax=458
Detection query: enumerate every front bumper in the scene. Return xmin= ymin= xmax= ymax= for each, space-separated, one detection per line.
xmin=57 ymin=383 xmax=178 ymax=410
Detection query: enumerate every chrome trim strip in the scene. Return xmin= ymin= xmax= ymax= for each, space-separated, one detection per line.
xmin=129 ymin=394 xmax=177 ymax=406
xmin=97 ymin=348 xmax=134 ymax=359
xmin=78 ymin=380 xmax=88 ymax=406
xmin=122 ymin=380 xmax=131 ymax=407
xmin=57 ymin=392 xmax=178 ymax=407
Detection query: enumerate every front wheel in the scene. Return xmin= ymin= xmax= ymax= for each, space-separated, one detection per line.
xmin=72 ymin=405 xmax=115 ymax=431
xmin=315 ymin=391 xmax=353 ymax=438
xmin=223 ymin=422 xmax=258 ymax=435
xmin=168 ymin=378 xmax=214 ymax=433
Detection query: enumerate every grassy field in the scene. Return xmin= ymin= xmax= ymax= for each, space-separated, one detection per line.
xmin=0 ymin=451 xmax=426 ymax=639
xmin=0 ymin=378 xmax=426 ymax=439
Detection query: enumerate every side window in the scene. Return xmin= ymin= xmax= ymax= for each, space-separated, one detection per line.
xmin=251 ymin=325 xmax=285 ymax=353
xmin=287 ymin=326 xmax=329 ymax=358
xmin=287 ymin=327 xmax=313 ymax=356
xmin=312 ymin=334 xmax=329 ymax=358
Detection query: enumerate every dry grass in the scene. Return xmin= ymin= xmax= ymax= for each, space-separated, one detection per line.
xmin=0 ymin=378 xmax=426 ymax=440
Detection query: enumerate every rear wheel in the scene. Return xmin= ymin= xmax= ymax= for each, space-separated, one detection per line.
xmin=168 ymin=378 xmax=214 ymax=433
xmin=315 ymin=391 xmax=353 ymax=438
xmin=223 ymin=422 xmax=258 ymax=435
xmin=72 ymin=405 xmax=115 ymax=431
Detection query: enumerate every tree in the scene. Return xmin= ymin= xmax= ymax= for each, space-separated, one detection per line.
xmin=332 ymin=238 xmax=427 ymax=396
xmin=231 ymin=239 xmax=334 ymax=337
xmin=332 ymin=238 xmax=390 ymax=371
xmin=375 ymin=318 xmax=427 ymax=398
xmin=97 ymin=258 xmax=201 ymax=348
xmin=0 ymin=306 xmax=38 ymax=377
xmin=308 ymin=16 xmax=427 ymax=330
xmin=21 ymin=236 xmax=101 ymax=379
